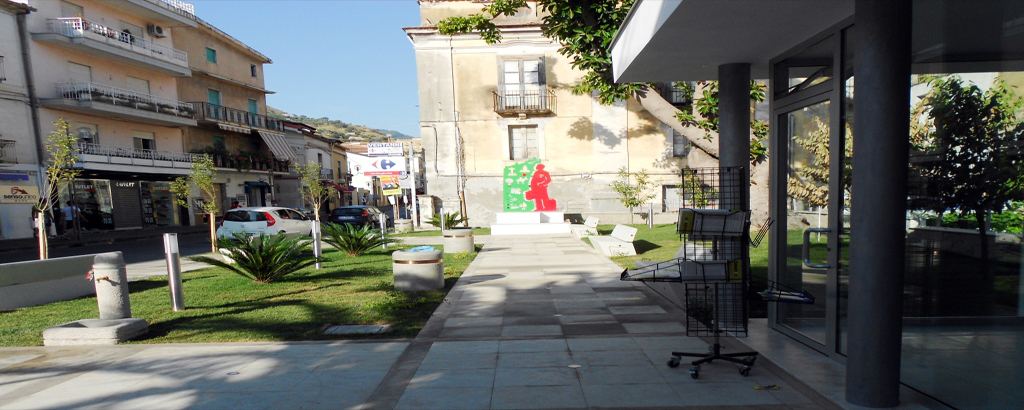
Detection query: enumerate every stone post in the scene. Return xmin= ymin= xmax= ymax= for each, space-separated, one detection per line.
xmin=92 ymin=252 xmax=131 ymax=319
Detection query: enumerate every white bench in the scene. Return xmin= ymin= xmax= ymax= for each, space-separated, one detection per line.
xmin=569 ymin=216 xmax=599 ymax=239
xmin=589 ymin=224 xmax=638 ymax=256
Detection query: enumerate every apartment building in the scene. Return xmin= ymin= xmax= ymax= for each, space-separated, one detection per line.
xmin=171 ymin=17 xmax=292 ymax=219
xmin=0 ymin=0 xmax=37 ymax=239
xmin=405 ymin=0 xmax=697 ymax=225
xmin=22 ymin=0 xmax=199 ymax=233
xmin=276 ymin=120 xmax=351 ymax=214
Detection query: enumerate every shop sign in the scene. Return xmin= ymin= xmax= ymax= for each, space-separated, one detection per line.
xmin=367 ymin=142 xmax=404 ymax=157
xmin=363 ymin=158 xmax=406 ymax=176
xmin=114 ymin=181 xmax=136 ymax=188
xmin=1 ymin=185 xmax=40 ymax=204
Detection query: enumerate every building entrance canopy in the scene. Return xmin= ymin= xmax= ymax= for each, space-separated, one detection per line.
xmin=257 ymin=130 xmax=298 ymax=161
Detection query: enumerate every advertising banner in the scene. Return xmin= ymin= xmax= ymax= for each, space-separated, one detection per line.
xmin=363 ymin=157 xmax=406 ymax=176
xmin=367 ymin=142 xmax=405 ymax=157
xmin=381 ymin=175 xmax=402 ymax=196
xmin=0 ymin=185 xmax=39 ymax=204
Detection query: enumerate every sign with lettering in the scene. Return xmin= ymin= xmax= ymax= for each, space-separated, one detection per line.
xmin=0 ymin=185 xmax=40 ymax=204
xmin=367 ymin=142 xmax=404 ymax=157
xmin=363 ymin=158 xmax=406 ymax=176
xmin=381 ymin=175 xmax=402 ymax=196
xmin=503 ymin=158 xmax=557 ymax=212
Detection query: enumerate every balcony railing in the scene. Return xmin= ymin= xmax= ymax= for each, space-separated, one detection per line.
xmin=209 ymin=154 xmax=290 ymax=172
xmin=493 ymin=85 xmax=555 ymax=116
xmin=661 ymin=82 xmax=692 ymax=105
xmin=77 ymin=142 xmax=200 ymax=163
xmin=0 ymin=140 xmax=16 ymax=164
xmin=191 ymin=102 xmax=285 ymax=132
xmin=321 ymin=168 xmax=334 ymax=179
xmin=57 ymin=82 xmax=195 ymax=118
xmin=150 ymin=0 xmax=195 ymax=18
xmin=45 ymin=18 xmax=188 ymax=66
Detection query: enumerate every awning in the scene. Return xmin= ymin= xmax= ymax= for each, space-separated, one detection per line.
xmin=244 ymin=181 xmax=270 ymax=187
xmin=321 ymin=180 xmax=344 ymax=191
xmin=216 ymin=122 xmax=251 ymax=134
xmin=257 ymin=130 xmax=298 ymax=161
xmin=0 ymin=172 xmax=30 ymax=181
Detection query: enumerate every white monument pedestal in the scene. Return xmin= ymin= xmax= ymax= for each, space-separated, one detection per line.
xmin=491 ymin=212 xmax=571 ymax=235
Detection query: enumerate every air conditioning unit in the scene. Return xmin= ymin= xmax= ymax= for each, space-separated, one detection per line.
xmin=146 ymin=24 xmax=166 ymax=37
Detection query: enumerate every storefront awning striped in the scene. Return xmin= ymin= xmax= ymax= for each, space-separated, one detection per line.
xmin=216 ymin=122 xmax=252 ymax=134
xmin=257 ymin=130 xmax=298 ymax=161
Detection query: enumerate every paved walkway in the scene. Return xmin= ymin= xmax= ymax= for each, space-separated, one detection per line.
xmin=0 ymin=234 xmax=820 ymax=410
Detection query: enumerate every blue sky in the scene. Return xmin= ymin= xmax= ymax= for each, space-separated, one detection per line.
xmin=191 ymin=0 xmax=422 ymax=137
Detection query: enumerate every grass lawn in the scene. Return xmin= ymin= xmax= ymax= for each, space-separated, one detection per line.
xmin=0 ymin=245 xmax=477 ymax=347
xmin=592 ymin=223 xmax=770 ymax=318
xmin=394 ymin=227 xmax=491 ymax=237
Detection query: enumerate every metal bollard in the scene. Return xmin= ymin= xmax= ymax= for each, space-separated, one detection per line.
xmin=91 ymin=252 xmax=131 ymax=319
xmin=648 ymin=203 xmax=654 ymax=229
xmin=163 ymin=233 xmax=184 ymax=311
xmin=380 ymin=213 xmax=388 ymax=249
xmin=312 ymin=221 xmax=322 ymax=269
xmin=440 ymin=206 xmax=446 ymax=231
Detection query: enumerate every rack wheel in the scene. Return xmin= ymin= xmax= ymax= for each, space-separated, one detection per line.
xmin=747 ymin=356 xmax=757 ymax=365
xmin=740 ymin=366 xmax=751 ymax=377
xmin=667 ymin=357 xmax=681 ymax=368
xmin=690 ymin=366 xmax=700 ymax=379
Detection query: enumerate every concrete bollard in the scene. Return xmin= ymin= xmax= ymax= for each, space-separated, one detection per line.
xmin=443 ymin=228 xmax=474 ymax=253
xmin=392 ymin=250 xmax=444 ymax=291
xmin=91 ymin=252 xmax=131 ymax=319
xmin=395 ymin=219 xmax=413 ymax=233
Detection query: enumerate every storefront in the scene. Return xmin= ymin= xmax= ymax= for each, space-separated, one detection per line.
xmin=59 ymin=178 xmax=181 ymax=231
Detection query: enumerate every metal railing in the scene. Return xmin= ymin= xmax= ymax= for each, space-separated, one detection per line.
xmin=493 ymin=85 xmax=555 ymax=115
xmin=148 ymin=0 xmax=195 ymax=18
xmin=76 ymin=142 xmax=201 ymax=163
xmin=321 ymin=168 xmax=334 ymax=179
xmin=0 ymin=140 xmax=16 ymax=164
xmin=661 ymin=82 xmax=692 ymax=105
xmin=57 ymin=82 xmax=194 ymax=118
xmin=191 ymin=102 xmax=285 ymax=132
xmin=46 ymin=18 xmax=188 ymax=66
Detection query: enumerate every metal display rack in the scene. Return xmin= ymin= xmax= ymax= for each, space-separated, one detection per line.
xmin=620 ymin=166 xmax=758 ymax=379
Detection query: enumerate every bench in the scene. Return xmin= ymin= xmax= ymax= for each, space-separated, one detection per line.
xmin=569 ymin=216 xmax=599 ymax=239
xmin=589 ymin=224 xmax=638 ymax=256
xmin=0 ymin=254 xmax=98 ymax=310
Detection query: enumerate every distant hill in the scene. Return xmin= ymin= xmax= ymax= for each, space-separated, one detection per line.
xmin=267 ymin=107 xmax=413 ymax=142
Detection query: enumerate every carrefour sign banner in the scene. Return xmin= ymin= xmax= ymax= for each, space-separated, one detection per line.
xmin=1 ymin=185 xmax=40 ymax=204
xmin=503 ymin=158 xmax=557 ymax=212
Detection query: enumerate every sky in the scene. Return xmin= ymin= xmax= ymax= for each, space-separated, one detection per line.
xmin=190 ymin=0 xmax=423 ymax=137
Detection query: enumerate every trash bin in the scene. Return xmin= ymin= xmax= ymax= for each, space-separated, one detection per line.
xmin=392 ymin=249 xmax=444 ymax=291
xmin=443 ymin=228 xmax=474 ymax=253
xmin=395 ymin=219 xmax=413 ymax=233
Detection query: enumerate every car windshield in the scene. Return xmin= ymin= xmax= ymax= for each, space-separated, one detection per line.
xmin=332 ymin=208 xmax=365 ymax=216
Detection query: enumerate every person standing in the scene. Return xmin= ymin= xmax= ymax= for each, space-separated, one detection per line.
xmin=61 ymin=201 xmax=86 ymax=232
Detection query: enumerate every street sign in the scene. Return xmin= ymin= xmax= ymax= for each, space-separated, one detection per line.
xmin=363 ymin=158 xmax=406 ymax=176
xmin=367 ymin=142 xmax=404 ymax=157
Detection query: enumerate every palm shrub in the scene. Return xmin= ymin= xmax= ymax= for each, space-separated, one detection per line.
xmin=190 ymin=232 xmax=317 ymax=283
xmin=321 ymin=223 xmax=399 ymax=257
xmin=427 ymin=212 xmax=468 ymax=229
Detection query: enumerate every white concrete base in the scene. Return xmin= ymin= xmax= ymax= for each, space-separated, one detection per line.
xmin=42 ymin=318 xmax=148 ymax=346
xmin=491 ymin=223 xmax=572 ymax=235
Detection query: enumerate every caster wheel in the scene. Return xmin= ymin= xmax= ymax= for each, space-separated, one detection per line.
xmin=740 ymin=366 xmax=751 ymax=377
xmin=667 ymin=358 xmax=681 ymax=368
xmin=690 ymin=366 xmax=700 ymax=379
xmin=747 ymin=356 xmax=757 ymax=365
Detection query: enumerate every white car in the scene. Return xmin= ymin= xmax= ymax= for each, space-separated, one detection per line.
xmin=216 ymin=207 xmax=317 ymax=239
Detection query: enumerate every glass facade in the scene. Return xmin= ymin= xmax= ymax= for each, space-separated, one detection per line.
xmin=60 ymin=179 xmax=182 ymax=231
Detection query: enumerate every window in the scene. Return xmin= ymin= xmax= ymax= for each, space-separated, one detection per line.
xmin=508 ymin=125 xmax=539 ymax=160
xmin=206 ymin=48 xmax=217 ymax=64
xmin=68 ymin=62 xmax=91 ymax=83
xmin=672 ymin=129 xmax=691 ymax=157
xmin=132 ymin=131 xmax=156 ymax=151
xmin=247 ymin=99 xmax=258 ymax=114
xmin=73 ymin=123 xmax=98 ymax=144
xmin=250 ymin=64 xmax=257 ymax=78
xmin=317 ymin=153 xmax=323 ymax=165
xmin=60 ymin=1 xmax=83 ymax=18
xmin=212 ymin=135 xmax=225 ymax=150
xmin=500 ymin=57 xmax=546 ymax=109
xmin=207 ymin=89 xmax=221 ymax=105
xmin=125 ymin=76 xmax=150 ymax=95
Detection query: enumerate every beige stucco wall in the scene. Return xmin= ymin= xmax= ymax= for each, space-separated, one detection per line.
xmin=170 ymin=23 xmax=268 ymax=113
xmin=37 ymin=108 xmax=184 ymax=152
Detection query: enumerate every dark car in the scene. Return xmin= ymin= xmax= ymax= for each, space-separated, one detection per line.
xmin=327 ymin=206 xmax=392 ymax=229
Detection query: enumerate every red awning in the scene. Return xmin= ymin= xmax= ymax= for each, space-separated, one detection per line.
xmin=321 ymin=180 xmax=345 ymax=191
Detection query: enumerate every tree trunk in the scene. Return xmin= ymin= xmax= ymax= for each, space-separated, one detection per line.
xmin=633 ymin=85 xmax=719 ymax=159
xmin=37 ymin=216 xmax=48 ymax=260
xmin=976 ymin=208 xmax=991 ymax=268
xmin=208 ymin=212 xmax=218 ymax=253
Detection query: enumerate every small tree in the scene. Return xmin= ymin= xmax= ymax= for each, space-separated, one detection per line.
xmin=171 ymin=155 xmax=219 ymax=252
xmin=296 ymin=163 xmax=328 ymax=223
xmin=610 ymin=167 xmax=657 ymax=224
xmin=36 ymin=118 xmax=82 ymax=259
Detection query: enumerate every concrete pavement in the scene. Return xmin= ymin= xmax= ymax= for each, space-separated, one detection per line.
xmin=0 ymin=234 xmax=821 ymax=409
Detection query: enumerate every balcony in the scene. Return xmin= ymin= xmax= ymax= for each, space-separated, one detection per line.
xmin=76 ymin=142 xmax=199 ymax=174
xmin=94 ymin=0 xmax=198 ymax=27
xmin=33 ymin=18 xmax=191 ymax=76
xmin=41 ymin=82 xmax=197 ymax=127
xmin=0 ymin=140 xmax=16 ymax=164
xmin=321 ymin=168 xmax=334 ymax=180
xmin=493 ymin=85 xmax=556 ymax=117
xmin=209 ymin=154 xmax=290 ymax=173
xmin=191 ymin=102 xmax=285 ymax=133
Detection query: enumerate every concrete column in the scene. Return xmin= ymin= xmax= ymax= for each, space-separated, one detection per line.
xmin=717 ymin=63 xmax=752 ymax=205
xmin=847 ymin=0 xmax=911 ymax=407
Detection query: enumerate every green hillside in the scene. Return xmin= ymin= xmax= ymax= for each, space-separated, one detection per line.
xmin=267 ymin=107 xmax=412 ymax=142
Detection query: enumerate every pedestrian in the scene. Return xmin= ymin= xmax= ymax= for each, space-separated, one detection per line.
xmin=61 ymin=201 xmax=86 ymax=232
xmin=360 ymin=194 xmax=367 ymax=205
xmin=230 ymin=200 xmax=241 ymax=209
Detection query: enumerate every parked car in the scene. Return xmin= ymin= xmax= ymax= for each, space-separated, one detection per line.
xmin=326 ymin=206 xmax=392 ymax=229
xmin=216 ymin=207 xmax=316 ymax=239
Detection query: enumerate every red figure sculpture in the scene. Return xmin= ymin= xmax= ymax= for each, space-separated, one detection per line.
xmin=524 ymin=164 xmax=557 ymax=211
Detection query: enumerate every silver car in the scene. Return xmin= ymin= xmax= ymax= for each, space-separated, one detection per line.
xmin=216 ymin=206 xmax=317 ymax=239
